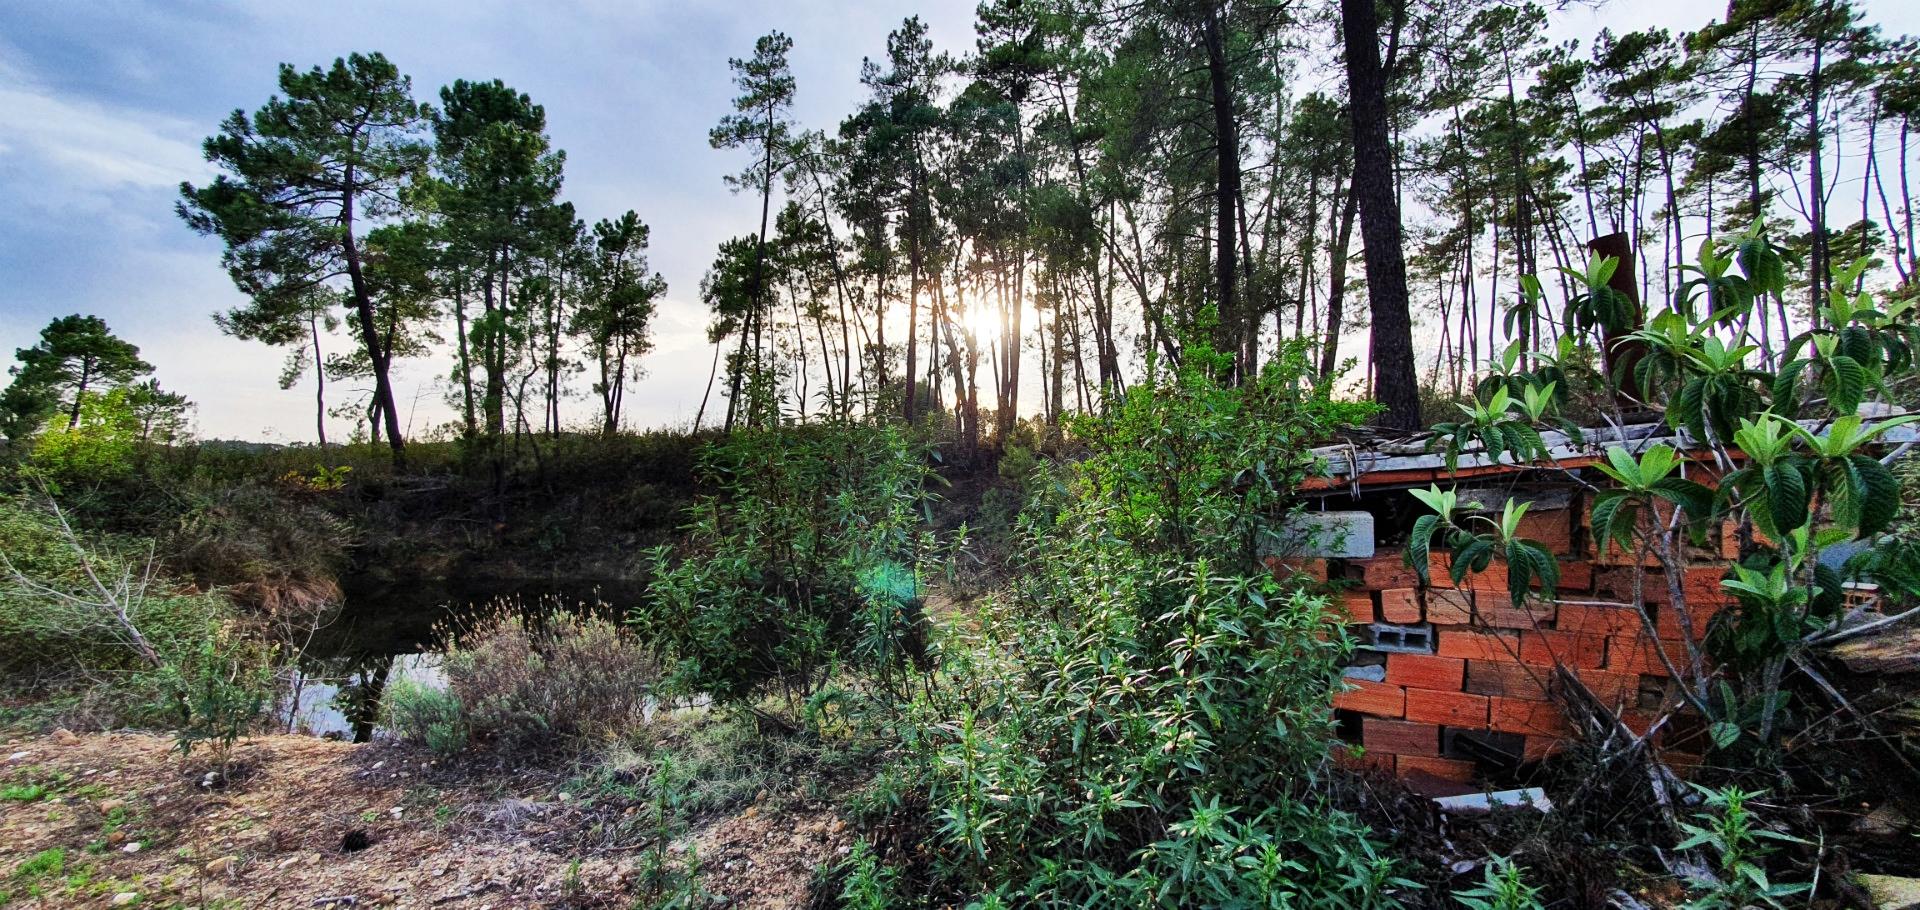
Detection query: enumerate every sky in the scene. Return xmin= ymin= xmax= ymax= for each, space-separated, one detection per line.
xmin=2 ymin=0 xmax=1917 ymax=442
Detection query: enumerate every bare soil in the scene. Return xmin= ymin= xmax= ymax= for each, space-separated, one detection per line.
xmin=0 ymin=731 xmax=847 ymax=909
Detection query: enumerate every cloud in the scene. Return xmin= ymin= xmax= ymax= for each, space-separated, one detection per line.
xmin=0 ymin=78 xmax=209 ymax=197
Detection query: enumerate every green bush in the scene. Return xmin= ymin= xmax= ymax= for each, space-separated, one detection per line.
xmin=439 ymin=605 xmax=657 ymax=754
xmin=381 ymin=679 xmax=467 ymax=756
xmin=886 ymin=348 xmax=1404 ymax=907
xmin=634 ymin=423 xmax=955 ymax=711
xmin=0 ymin=496 xmax=229 ymax=688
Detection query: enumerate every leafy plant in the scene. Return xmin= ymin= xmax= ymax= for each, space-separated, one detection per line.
xmin=160 ymin=633 xmax=272 ymax=780
xmin=1453 ymin=856 xmax=1545 ymax=910
xmin=1405 ymin=487 xmax=1561 ymax=608
xmin=892 ymin=351 xmax=1406 ymax=908
xmin=635 ymin=423 xmax=955 ymax=714
xmin=1675 ymin=785 xmax=1810 ymax=910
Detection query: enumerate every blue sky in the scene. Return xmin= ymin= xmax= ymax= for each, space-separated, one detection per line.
xmin=0 ymin=0 xmax=977 ymax=441
xmin=2 ymin=0 xmax=1917 ymax=441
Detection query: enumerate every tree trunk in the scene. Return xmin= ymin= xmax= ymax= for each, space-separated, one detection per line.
xmin=1203 ymin=8 xmax=1241 ymax=377
xmin=340 ymin=170 xmax=405 ymax=465
xmin=1340 ymin=0 xmax=1420 ymax=431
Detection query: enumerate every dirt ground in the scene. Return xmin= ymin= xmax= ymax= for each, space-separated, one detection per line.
xmin=0 ymin=731 xmax=849 ymax=909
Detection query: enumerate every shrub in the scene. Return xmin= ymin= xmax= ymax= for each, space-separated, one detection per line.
xmin=159 ymin=631 xmax=273 ymax=777
xmin=440 ymin=604 xmax=657 ymax=754
xmin=0 ymin=496 xmax=229 ymax=692
xmin=634 ymin=423 xmax=955 ymax=712
xmin=381 ymin=679 xmax=467 ymax=756
xmin=886 ymin=348 xmax=1404 ymax=907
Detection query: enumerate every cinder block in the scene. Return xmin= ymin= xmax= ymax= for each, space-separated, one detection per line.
xmin=1488 ymin=697 xmax=1573 ymax=737
xmin=1397 ymin=754 xmax=1478 ymax=783
xmin=1379 ymin=588 xmax=1422 ymax=623
xmin=1436 ymin=629 xmax=1522 ymax=662
xmin=1333 ymin=679 xmax=1405 ymax=717
xmin=1362 ymin=718 xmax=1441 ymax=756
xmin=1385 ymin=654 xmax=1465 ymax=691
xmin=1405 ymin=688 xmax=1490 ymax=727
xmin=1520 ymin=630 xmax=1608 ymax=669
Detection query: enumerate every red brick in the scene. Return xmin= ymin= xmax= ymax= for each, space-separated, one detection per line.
xmin=1554 ymin=601 xmax=1644 ymax=636
xmin=1520 ymin=630 xmax=1608 ymax=669
xmin=1362 ymin=718 xmax=1441 ymax=756
xmin=1379 ymin=588 xmax=1422 ymax=623
xmin=1333 ymin=679 xmax=1405 ymax=717
xmin=1608 ymin=635 xmax=1697 ymax=677
xmin=1488 ymin=697 xmax=1573 ymax=737
xmin=1679 ymin=566 xmax=1738 ymax=605
xmin=1655 ymin=601 xmax=1727 ymax=640
xmin=1333 ymin=743 xmax=1395 ymax=774
xmin=1426 ymin=588 xmax=1473 ymax=624
xmin=1384 ymin=654 xmax=1465 ymax=691
xmin=1558 ymin=561 xmax=1595 ymax=592
xmin=1464 ymin=661 xmax=1551 ymax=700
xmin=1436 ymin=629 xmax=1522 ymax=662
xmin=1332 ymin=591 xmax=1376 ymax=625
xmin=1404 ymin=689 xmax=1490 ymax=727
xmin=1515 ymin=507 xmax=1574 ymax=552
xmin=1268 ymin=557 xmax=1331 ymax=582
xmin=1356 ymin=552 xmax=1422 ymax=589
xmin=1474 ymin=597 xmax=1559 ymax=630
xmin=1565 ymin=667 xmax=1638 ymax=707
xmin=1397 ymin=754 xmax=1478 ymax=783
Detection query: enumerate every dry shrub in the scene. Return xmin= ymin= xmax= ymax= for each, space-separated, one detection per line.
xmin=443 ymin=602 xmax=657 ymax=754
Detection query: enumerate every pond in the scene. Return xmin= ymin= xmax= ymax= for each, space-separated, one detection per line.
xmin=278 ymin=575 xmax=649 ymax=741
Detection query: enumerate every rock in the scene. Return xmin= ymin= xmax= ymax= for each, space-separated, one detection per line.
xmin=97 ymin=798 xmax=126 ymax=814
xmin=52 ymin=729 xmax=79 ymax=744
xmin=122 ymin=842 xmax=142 ymax=854
xmin=1853 ymin=804 xmax=1912 ymax=837
xmin=1341 ymin=664 xmax=1388 ymax=682
xmin=105 ymin=831 xmax=126 ymax=846
xmin=205 ymin=855 xmax=236 ymax=875
xmin=557 ymin=792 xmax=571 ymax=802
xmin=1860 ymin=874 xmax=1920 ymax=910
xmin=110 ymin=893 xmax=140 ymax=906
xmin=7 ymin=751 xmax=30 ymax=762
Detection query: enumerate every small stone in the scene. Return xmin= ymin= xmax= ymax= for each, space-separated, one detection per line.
xmin=556 ymin=792 xmax=571 ymax=802
xmin=205 ymin=855 xmax=236 ymax=875
xmin=110 ymin=893 xmax=140 ymax=907
xmin=52 ymin=729 xmax=79 ymax=744
xmin=1853 ymin=804 xmax=1911 ymax=837
xmin=7 ymin=751 xmax=29 ymax=762
xmin=389 ymin=806 xmax=405 ymax=818
xmin=97 ymin=798 xmax=126 ymax=814
xmin=1860 ymin=874 xmax=1920 ymax=910
xmin=372 ymin=761 xmax=385 ymax=771
xmin=105 ymin=831 xmax=127 ymax=845
xmin=122 ymin=842 xmax=143 ymax=854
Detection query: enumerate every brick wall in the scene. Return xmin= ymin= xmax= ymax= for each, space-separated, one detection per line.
xmin=1321 ymin=498 xmax=1727 ymax=785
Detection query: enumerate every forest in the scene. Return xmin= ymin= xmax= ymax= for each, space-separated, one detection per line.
xmin=2 ymin=0 xmax=1920 ymax=907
